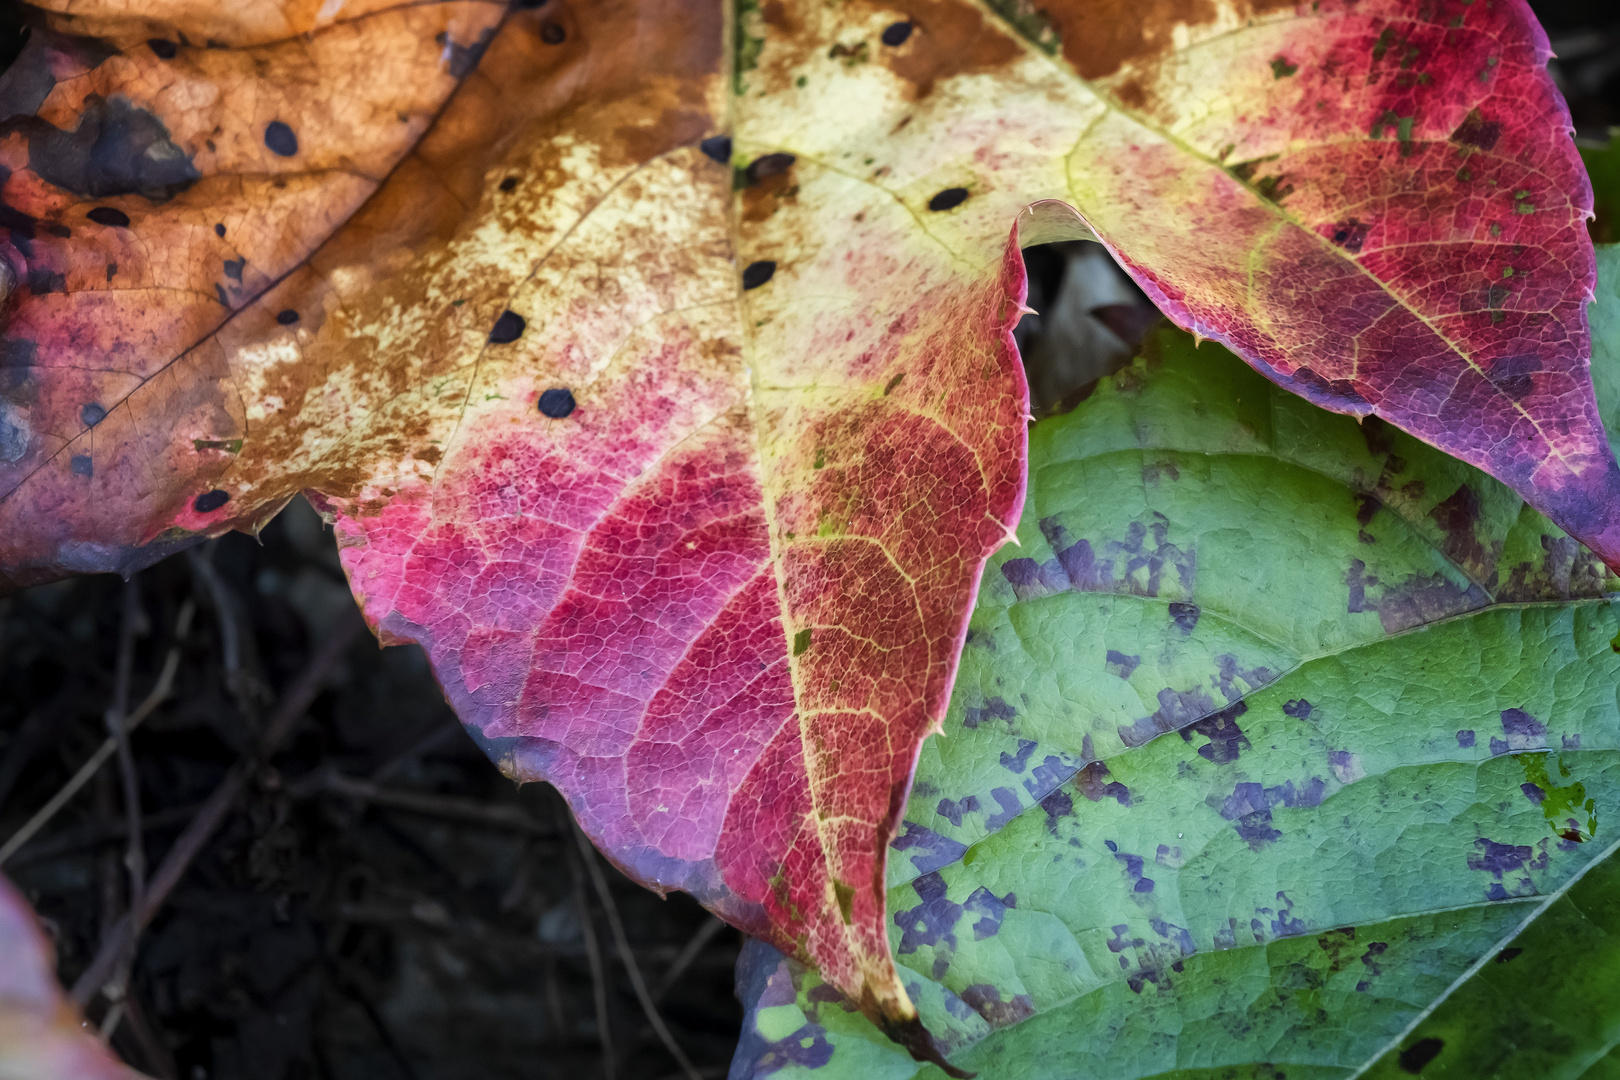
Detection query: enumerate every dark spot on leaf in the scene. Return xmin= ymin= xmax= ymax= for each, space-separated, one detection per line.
xmin=538 ymin=388 xmax=576 ymax=418
xmin=1283 ymin=699 xmax=1313 ymax=720
xmin=222 ymin=257 xmax=244 ymax=281
xmin=1180 ymin=701 xmax=1250 ymax=763
xmin=999 ymin=739 xmax=1036 ymax=773
xmin=883 ymin=372 xmax=904 ymax=395
xmin=276 ymin=309 xmax=299 ymax=325
xmin=742 ymin=260 xmax=775 ymax=290
xmin=81 ymin=403 xmax=106 ymax=426
xmin=105 ymin=262 xmax=116 ymax=280
xmin=983 ymin=787 xmax=1022 ymax=831
xmin=928 ymin=187 xmax=969 ymax=211
xmin=1450 ymin=108 xmax=1502 ymax=151
xmin=1105 ymin=649 xmax=1139 ymax=679
xmin=70 ymin=453 xmax=91 ymax=476
xmin=1486 ymin=352 xmax=1540 ymax=399
xmin=890 ymin=821 xmax=966 ymax=876
xmin=881 ymin=21 xmax=913 ymax=47
xmin=26 ymin=269 xmax=63 ymax=294
xmin=792 ymin=627 xmax=812 ymax=656
xmin=87 ymin=206 xmax=129 ymax=227
xmin=148 ymin=38 xmax=177 ymax=60
xmin=214 ymin=222 xmax=225 ymax=237
xmin=1038 ymin=789 xmax=1072 ymax=834
xmin=958 ymin=985 xmax=1034 ymax=1028
xmin=700 ymin=135 xmax=732 ymax=164
xmin=1331 ymin=218 xmax=1369 ymax=253
xmin=488 ymin=309 xmax=526 ymax=343
xmin=1270 ymin=55 xmax=1298 ymax=78
xmin=215 ymin=283 xmax=229 ymax=306
xmin=1457 ymin=729 xmax=1476 ymax=747
xmin=263 ymin=120 xmax=298 ymax=157
xmin=1494 ymin=946 xmax=1522 ymax=963
xmin=498 ymin=176 xmax=519 ymax=191
xmin=518 ymin=0 xmax=549 ymax=7
xmin=1075 ymin=762 xmax=1130 ymax=806
xmin=28 ymin=94 xmax=200 ymax=198
xmin=539 ymin=22 xmax=566 ymax=45
xmin=743 ymin=152 xmax=795 ymax=186
xmin=963 ymin=887 xmax=1015 ymax=939
xmin=443 ymin=28 xmax=494 ymax=77
xmin=961 ymin=696 xmax=1015 ymax=730
xmin=934 ymin=796 xmax=979 ymax=827
xmin=893 ymin=872 xmax=963 ymax=955
xmin=1398 ymin=1037 xmax=1444 ymax=1073
xmin=193 ymin=489 xmax=229 ymax=513
xmin=1168 ymin=601 xmax=1199 ymax=632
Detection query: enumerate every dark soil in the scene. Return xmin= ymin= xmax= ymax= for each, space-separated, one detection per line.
xmin=0 ymin=498 xmax=741 ymax=1080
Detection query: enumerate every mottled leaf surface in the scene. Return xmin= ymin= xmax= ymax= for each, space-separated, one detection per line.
xmin=1358 ymin=835 xmax=1620 ymax=1079
xmin=0 ymin=874 xmax=142 ymax=1080
xmin=0 ymin=0 xmax=1610 ymax=1056
xmin=730 ymin=316 xmax=1620 ymax=1078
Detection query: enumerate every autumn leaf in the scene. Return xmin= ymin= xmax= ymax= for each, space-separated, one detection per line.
xmin=731 ymin=322 xmax=1620 ymax=1078
xmin=0 ymin=0 xmax=1609 ymax=1067
xmin=0 ymin=873 xmax=144 ymax=1080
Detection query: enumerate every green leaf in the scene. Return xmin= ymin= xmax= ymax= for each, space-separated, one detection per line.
xmin=732 ymin=309 xmax=1620 ymax=1076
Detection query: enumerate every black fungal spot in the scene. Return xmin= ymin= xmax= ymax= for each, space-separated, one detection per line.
xmin=81 ymin=402 xmax=106 ymax=426
xmin=498 ymin=176 xmax=519 ymax=191
xmin=742 ymin=260 xmax=775 ymax=290
xmin=263 ymin=120 xmax=298 ymax=157
xmin=1487 ymin=353 xmax=1540 ymax=399
xmin=443 ymin=28 xmax=494 ymax=77
xmin=928 ymin=187 xmax=969 ymax=211
xmin=147 ymin=38 xmax=177 ymax=60
xmin=1450 ymin=108 xmax=1502 ymax=151
xmin=70 ymin=453 xmax=92 ymax=477
xmin=1168 ymin=602 xmax=1199 ymax=633
xmin=28 ymin=95 xmax=200 ymax=201
xmin=1282 ymin=699 xmax=1313 ymax=720
xmin=276 ymin=309 xmax=299 ymax=325
xmin=26 ymin=269 xmax=64 ymax=294
xmin=215 ymin=283 xmax=229 ymax=306
xmin=744 ymin=152 xmax=795 ymax=186
xmin=537 ymin=387 xmax=576 ymax=418
xmin=1397 ymin=1037 xmax=1444 ymax=1074
xmin=519 ymin=0 xmax=550 ymax=7
xmin=700 ymin=135 xmax=733 ymax=165
xmin=488 ymin=309 xmax=526 ymax=343
xmin=193 ymin=489 xmax=230 ymax=513
xmin=1494 ymin=946 xmax=1522 ymax=963
xmin=1331 ymin=218 xmax=1369 ymax=253
xmin=539 ymin=22 xmax=566 ymax=44
xmin=42 ymin=221 xmax=70 ymax=238
xmin=87 ymin=206 xmax=129 ymax=227
xmin=222 ymin=257 xmax=244 ymax=282
xmin=105 ymin=262 xmax=116 ymax=281
xmin=881 ymin=21 xmax=913 ymax=46
xmin=214 ymin=222 xmax=225 ymax=237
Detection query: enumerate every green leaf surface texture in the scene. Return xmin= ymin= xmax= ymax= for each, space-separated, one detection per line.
xmin=730 ymin=259 xmax=1620 ymax=1078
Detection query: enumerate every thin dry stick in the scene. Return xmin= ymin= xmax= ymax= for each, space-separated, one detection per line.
xmin=0 ymin=601 xmax=195 ymax=868
xmin=571 ymin=819 xmax=703 ymax=1080
xmin=71 ymin=612 xmax=363 ymax=1005
xmin=653 ymin=917 xmax=726 ymax=1004
xmin=564 ymin=807 xmax=616 ymax=1080
xmin=293 ymin=769 xmax=558 ymax=837
xmin=108 ymin=577 xmax=148 ymax=917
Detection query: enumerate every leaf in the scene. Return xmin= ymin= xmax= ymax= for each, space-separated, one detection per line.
xmin=730 ymin=315 xmax=1620 ymax=1078
xmin=0 ymin=873 xmax=144 ymax=1080
xmin=1357 ymin=835 xmax=1620 ymax=1078
xmin=0 ymin=1 xmax=1608 ymax=1062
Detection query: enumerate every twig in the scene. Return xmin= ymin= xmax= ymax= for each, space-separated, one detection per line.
xmin=5 ymin=804 xmax=200 ymax=867
xmin=571 ymin=818 xmax=703 ymax=1080
xmin=653 ymin=917 xmax=727 ymax=1004
xmin=108 ymin=577 xmax=148 ymax=918
xmin=292 ymin=769 xmax=558 ymax=837
xmin=563 ymin=806 xmax=615 ymax=1080
xmin=70 ymin=610 xmax=364 ymax=1006
xmin=0 ymin=601 xmax=194 ymax=868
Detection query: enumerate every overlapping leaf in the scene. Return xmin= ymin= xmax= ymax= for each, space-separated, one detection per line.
xmin=0 ymin=0 xmax=1610 ymax=1060
xmin=0 ymin=874 xmax=142 ymax=1080
xmin=730 ymin=317 xmax=1620 ymax=1077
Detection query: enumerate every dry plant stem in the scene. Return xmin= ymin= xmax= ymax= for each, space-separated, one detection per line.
xmin=653 ymin=916 xmax=726 ymax=1004
xmin=294 ymin=769 xmax=558 ymax=837
xmin=70 ymin=611 xmax=364 ymax=1006
xmin=570 ymin=818 xmax=704 ymax=1080
xmin=0 ymin=600 xmax=194 ymax=867
xmin=109 ymin=577 xmax=147 ymax=917
xmin=563 ymin=807 xmax=615 ymax=1080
